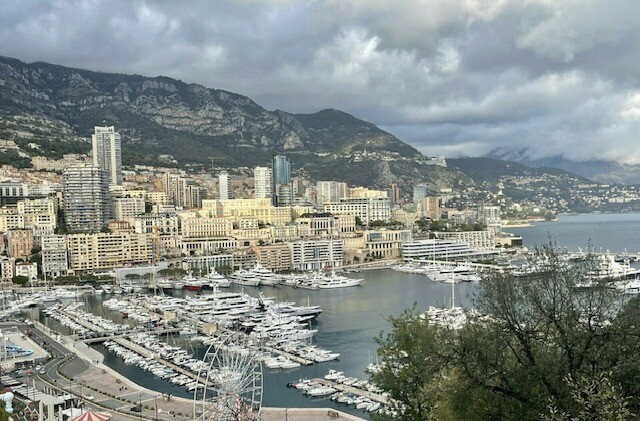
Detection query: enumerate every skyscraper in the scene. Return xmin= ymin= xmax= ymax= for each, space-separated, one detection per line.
xmin=254 ymin=166 xmax=273 ymax=199
xmin=92 ymin=126 xmax=122 ymax=186
xmin=272 ymin=155 xmax=291 ymax=186
xmin=272 ymin=155 xmax=292 ymax=206
xmin=218 ymin=171 xmax=231 ymax=200
xmin=63 ymin=164 xmax=112 ymax=233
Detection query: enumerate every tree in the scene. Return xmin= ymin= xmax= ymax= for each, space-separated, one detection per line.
xmin=12 ymin=275 xmax=29 ymax=285
xmin=372 ymin=245 xmax=640 ymax=420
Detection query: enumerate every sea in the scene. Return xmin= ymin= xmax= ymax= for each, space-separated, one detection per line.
xmin=30 ymin=212 xmax=640 ymax=418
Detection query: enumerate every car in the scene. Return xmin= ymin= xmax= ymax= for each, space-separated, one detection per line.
xmin=83 ymin=394 xmax=95 ymax=401
xmin=38 ymin=369 xmax=46 ymax=375
xmin=130 ymin=406 xmax=141 ymax=412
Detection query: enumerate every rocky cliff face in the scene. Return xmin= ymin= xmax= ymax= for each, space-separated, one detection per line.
xmin=0 ymin=56 xmax=469 ymax=192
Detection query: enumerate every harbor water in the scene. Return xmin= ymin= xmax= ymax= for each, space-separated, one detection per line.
xmin=29 ymin=212 xmax=640 ymax=417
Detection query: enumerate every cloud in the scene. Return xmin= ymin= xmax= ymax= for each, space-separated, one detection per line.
xmin=1 ymin=0 xmax=640 ymax=163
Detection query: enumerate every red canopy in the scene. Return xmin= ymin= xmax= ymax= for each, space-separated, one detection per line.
xmin=71 ymin=411 xmax=111 ymax=421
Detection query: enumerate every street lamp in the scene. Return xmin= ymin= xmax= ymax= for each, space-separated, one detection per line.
xmin=154 ymin=395 xmax=159 ymax=420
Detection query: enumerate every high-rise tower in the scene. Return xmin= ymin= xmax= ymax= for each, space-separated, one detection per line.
xmin=63 ymin=164 xmax=112 ymax=233
xmin=254 ymin=167 xmax=273 ymax=199
xmin=92 ymin=126 xmax=122 ymax=186
xmin=272 ymin=155 xmax=292 ymax=206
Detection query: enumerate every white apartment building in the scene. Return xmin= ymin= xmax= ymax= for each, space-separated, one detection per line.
xmin=114 ymin=197 xmax=145 ymax=223
xmin=316 ymin=181 xmax=348 ymax=205
xmin=179 ymin=238 xmax=238 ymax=256
xmin=182 ymin=254 xmax=234 ymax=273
xmin=402 ymin=239 xmax=499 ymax=261
xmin=434 ymin=230 xmax=496 ymax=252
xmin=92 ymin=126 xmax=122 ymax=186
xmin=63 ymin=165 xmax=112 ymax=233
xmin=15 ymin=262 xmax=37 ymax=282
xmin=41 ymin=234 xmax=68 ymax=278
xmin=254 ymin=167 xmax=273 ymax=199
xmin=163 ymin=173 xmax=204 ymax=208
xmin=289 ymin=239 xmax=343 ymax=271
xmin=218 ymin=171 xmax=231 ymax=200
xmin=66 ymin=233 xmax=154 ymax=272
xmin=323 ymin=197 xmax=391 ymax=224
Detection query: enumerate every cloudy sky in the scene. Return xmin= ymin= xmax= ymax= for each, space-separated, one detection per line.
xmin=3 ymin=0 xmax=640 ymax=162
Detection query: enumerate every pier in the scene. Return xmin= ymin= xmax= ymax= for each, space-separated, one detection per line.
xmin=55 ymin=306 xmax=213 ymax=387
xmin=260 ymin=344 xmax=314 ymax=365
xmin=80 ymin=327 xmax=181 ymax=343
xmin=313 ymin=378 xmax=390 ymax=405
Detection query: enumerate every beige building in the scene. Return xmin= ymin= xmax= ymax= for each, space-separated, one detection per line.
xmin=0 ymin=257 xmax=16 ymax=281
xmin=181 ymin=217 xmax=233 ymax=238
xmin=364 ymin=229 xmax=413 ymax=259
xmin=392 ymin=209 xmax=419 ymax=227
xmin=17 ymin=197 xmax=57 ymax=229
xmin=126 ymin=189 xmax=170 ymax=205
xmin=323 ymin=197 xmax=391 ymax=224
xmin=0 ymin=207 xmax=23 ymax=232
xmin=342 ymin=235 xmax=366 ymax=264
xmin=6 ymin=229 xmax=34 ymax=260
xmin=348 ymin=187 xmax=388 ymax=199
xmin=67 ymin=233 xmax=154 ymax=272
xmin=296 ymin=213 xmax=340 ymax=238
xmin=202 ymin=199 xmax=313 ymax=226
xmin=253 ymin=244 xmax=292 ymax=272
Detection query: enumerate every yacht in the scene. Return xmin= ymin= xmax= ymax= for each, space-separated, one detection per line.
xmin=183 ymin=274 xmax=206 ymax=291
xmin=312 ymin=271 xmax=362 ymax=289
xmin=229 ymin=270 xmax=261 ymax=287
xmin=249 ymin=263 xmax=279 ymax=286
xmin=202 ymin=270 xmax=231 ymax=288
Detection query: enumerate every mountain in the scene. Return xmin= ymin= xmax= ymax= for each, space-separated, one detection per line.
xmin=447 ymin=157 xmax=587 ymax=184
xmin=487 ymin=148 xmax=640 ymax=185
xmin=0 ymin=55 xmax=467 ymax=193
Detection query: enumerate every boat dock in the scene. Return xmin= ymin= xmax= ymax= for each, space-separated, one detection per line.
xmin=56 ymin=306 xmax=212 ymax=386
xmin=261 ymin=344 xmax=314 ymax=365
xmin=313 ymin=378 xmax=390 ymax=405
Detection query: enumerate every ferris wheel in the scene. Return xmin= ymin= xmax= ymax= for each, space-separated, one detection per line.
xmin=193 ymin=331 xmax=263 ymax=421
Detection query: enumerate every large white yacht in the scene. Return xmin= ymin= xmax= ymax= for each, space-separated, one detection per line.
xmin=229 ymin=270 xmax=261 ymax=286
xmin=202 ymin=269 xmax=231 ymax=288
xmin=312 ymin=271 xmax=362 ymax=289
xmin=249 ymin=263 xmax=279 ymax=286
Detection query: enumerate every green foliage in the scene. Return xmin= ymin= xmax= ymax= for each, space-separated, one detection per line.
xmin=0 ymin=150 xmax=31 ymax=168
xmin=157 ymin=268 xmax=186 ymax=276
xmin=544 ymin=373 xmax=635 ymax=421
xmin=374 ymin=245 xmax=640 ymax=420
xmin=12 ymin=275 xmax=29 ymax=285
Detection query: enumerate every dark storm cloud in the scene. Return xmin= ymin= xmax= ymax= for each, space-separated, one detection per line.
xmin=2 ymin=0 xmax=640 ymax=162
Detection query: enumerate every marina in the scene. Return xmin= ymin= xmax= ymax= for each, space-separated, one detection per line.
xmin=6 ymin=213 xmax=640 ymax=419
